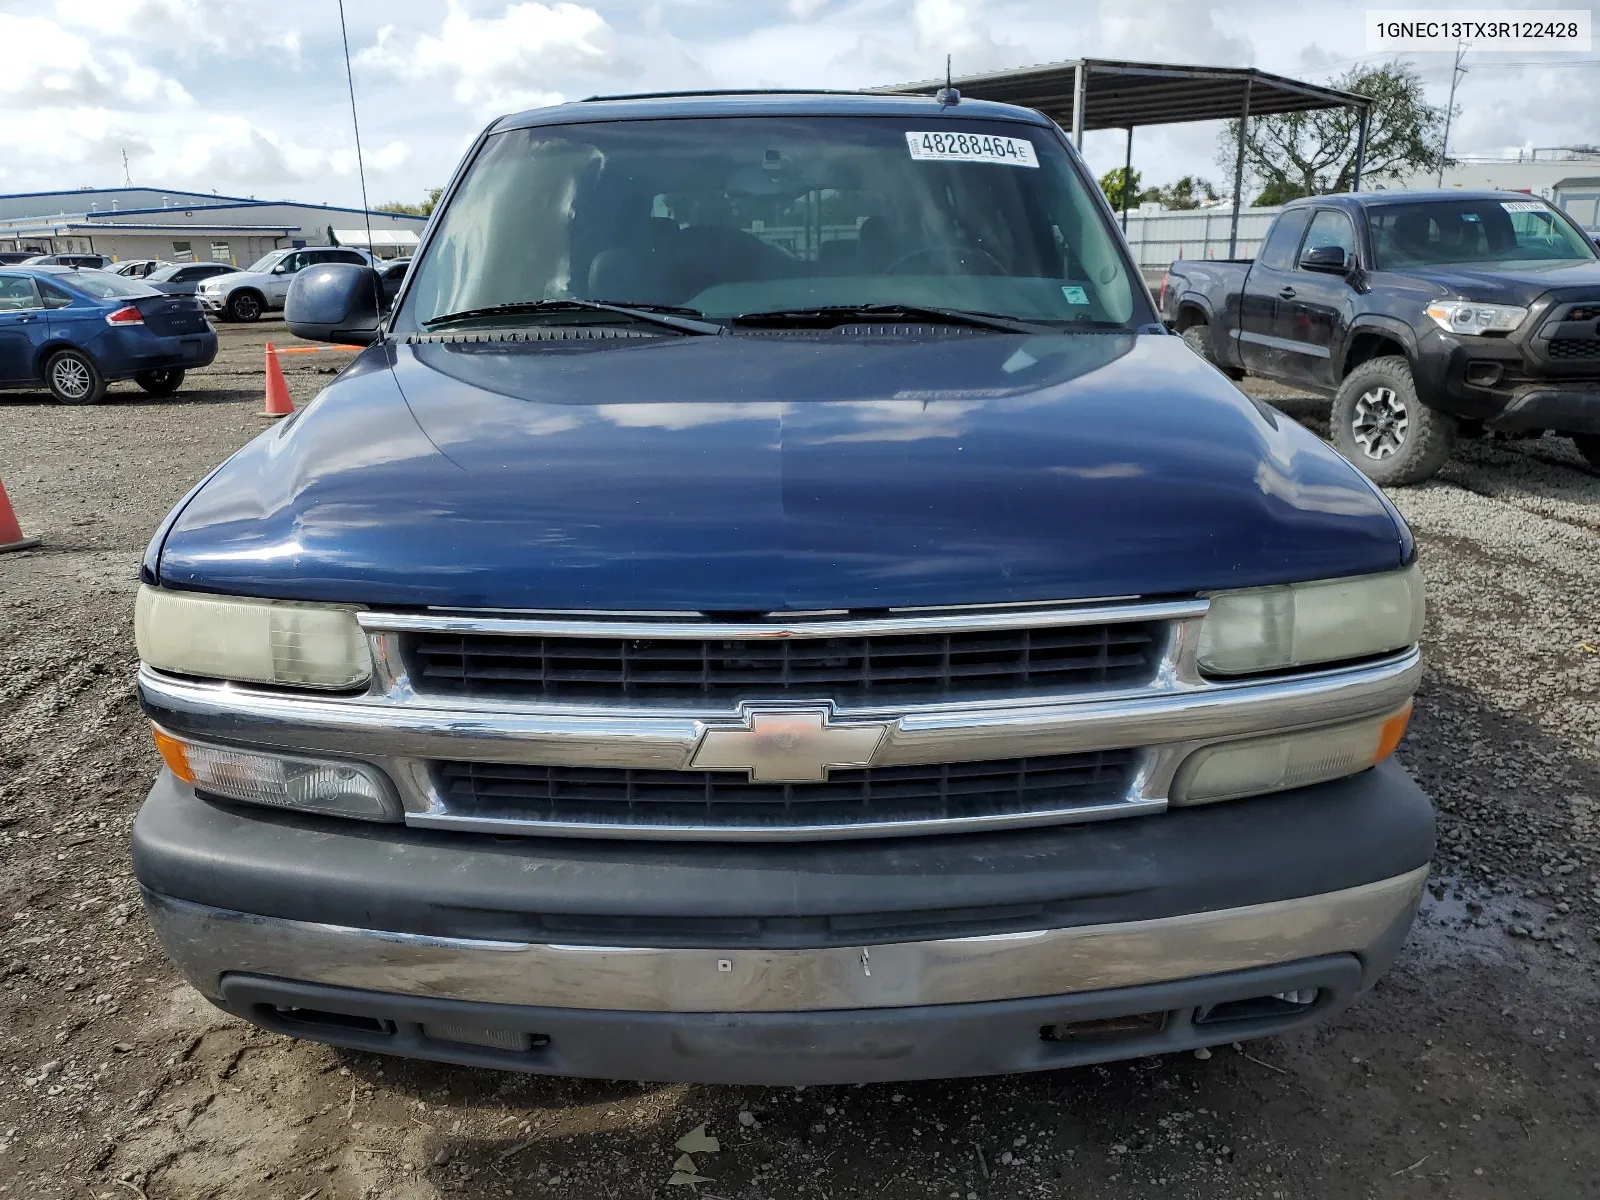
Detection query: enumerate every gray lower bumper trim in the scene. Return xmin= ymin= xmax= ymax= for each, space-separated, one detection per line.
xmin=144 ymin=866 xmax=1427 ymax=1014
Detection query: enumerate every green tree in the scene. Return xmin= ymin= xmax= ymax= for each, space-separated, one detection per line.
xmin=376 ymin=187 xmax=444 ymax=217
xmin=1252 ymin=178 xmax=1312 ymax=207
xmin=1155 ymin=175 xmax=1220 ymax=210
xmin=1098 ymin=166 xmax=1158 ymax=212
xmin=1217 ymin=60 xmax=1447 ymax=199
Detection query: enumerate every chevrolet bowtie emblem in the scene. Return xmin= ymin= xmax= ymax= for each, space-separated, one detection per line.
xmin=689 ymin=706 xmax=890 ymax=783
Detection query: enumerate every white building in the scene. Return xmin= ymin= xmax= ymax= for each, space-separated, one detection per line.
xmin=1386 ymin=153 xmax=1600 ymax=230
xmin=0 ymin=187 xmax=427 ymax=265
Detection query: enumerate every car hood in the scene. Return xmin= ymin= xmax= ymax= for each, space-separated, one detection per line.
xmin=1410 ymin=258 xmax=1600 ymax=302
xmin=197 ymin=270 xmax=266 ymax=289
xmin=155 ymin=331 xmax=1408 ymax=611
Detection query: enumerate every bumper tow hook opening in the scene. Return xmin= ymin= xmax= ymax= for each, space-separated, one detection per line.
xmin=266 ymin=1005 xmax=396 ymax=1036
xmin=1193 ymin=988 xmax=1321 ymax=1026
xmin=1040 ymin=1011 xmax=1167 ymax=1042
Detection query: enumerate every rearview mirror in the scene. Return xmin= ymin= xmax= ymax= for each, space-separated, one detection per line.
xmin=285 ymin=263 xmax=382 ymax=345
xmin=1299 ymin=245 xmax=1349 ymax=274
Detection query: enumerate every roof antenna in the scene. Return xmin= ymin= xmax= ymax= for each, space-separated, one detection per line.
xmin=936 ymin=54 xmax=960 ymax=106
xmin=336 ymin=0 xmax=383 ymax=315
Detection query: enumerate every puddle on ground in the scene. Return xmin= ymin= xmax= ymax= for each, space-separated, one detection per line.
xmin=1411 ymin=873 xmax=1596 ymax=976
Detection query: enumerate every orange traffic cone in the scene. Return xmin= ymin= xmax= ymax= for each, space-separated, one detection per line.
xmin=261 ymin=342 xmax=294 ymax=418
xmin=0 ymin=475 xmax=40 ymax=553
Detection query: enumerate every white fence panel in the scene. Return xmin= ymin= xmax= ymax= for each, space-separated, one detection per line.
xmin=1119 ymin=206 xmax=1284 ymax=273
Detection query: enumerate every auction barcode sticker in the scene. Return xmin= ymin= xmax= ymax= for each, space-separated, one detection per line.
xmin=906 ymin=131 xmax=1038 ymax=167
xmin=1501 ymin=200 xmax=1549 ymax=212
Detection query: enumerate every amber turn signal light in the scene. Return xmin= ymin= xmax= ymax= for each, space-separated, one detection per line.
xmin=1375 ymin=701 xmax=1412 ymax=763
xmin=150 ymin=724 xmax=196 ymax=783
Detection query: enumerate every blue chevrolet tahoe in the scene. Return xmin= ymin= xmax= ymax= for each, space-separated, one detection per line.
xmin=130 ymin=92 xmax=1433 ymax=1084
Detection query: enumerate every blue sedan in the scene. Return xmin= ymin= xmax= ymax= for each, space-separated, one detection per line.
xmin=0 ymin=266 xmax=218 ymax=404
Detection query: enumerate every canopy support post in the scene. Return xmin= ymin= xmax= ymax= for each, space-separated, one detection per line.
xmin=1351 ymin=104 xmax=1370 ymax=192
xmin=1121 ymin=126 xmax=1134 ymax=230
xmin=1071 ymin=62 xmax=1086 ymax=150
xmin=1227 ymin=79 xmax=1253 ymax=259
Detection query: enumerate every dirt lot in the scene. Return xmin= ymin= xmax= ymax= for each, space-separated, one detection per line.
xmin=2 ymin=324 xmax=1599 ymax=1199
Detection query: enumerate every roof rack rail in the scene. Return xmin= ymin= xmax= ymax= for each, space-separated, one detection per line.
xmin=579 ymin=88 xmax=880 ymax=103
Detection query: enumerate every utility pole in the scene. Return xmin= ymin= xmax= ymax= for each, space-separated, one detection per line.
xmin=1437 ymin=43 xmax=1467 ymax=187
xmin=122 ymin=148 xmax=131 ymax=187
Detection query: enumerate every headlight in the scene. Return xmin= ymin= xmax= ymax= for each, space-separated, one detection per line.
xmin=1197 ymin=565 xmax=1424 ymax=676
xmin=1172 ymin=704 xmax=1411 ymax=805
xmin=152 ymin=726 xmax=395 ymax=820
xmin=135 ymin=585 xmax=372 ymax=689
xmin=1424 ymin=301 xmax=1527 ymax=335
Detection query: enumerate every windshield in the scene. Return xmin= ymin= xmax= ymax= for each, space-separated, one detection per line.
xmin=57 ymin=270 xmax=160 ymax=299
xmin=1369 ymin=198 xmax=1598 ymax=270
xmin=244 ymin=250 xmax=286 ymax=273
xmin=403 ymin=115 xmax=1140 ymax=329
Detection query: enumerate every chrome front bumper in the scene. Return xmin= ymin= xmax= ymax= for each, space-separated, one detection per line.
xmin=144 ymin=867 xmax=1427 ymax=1013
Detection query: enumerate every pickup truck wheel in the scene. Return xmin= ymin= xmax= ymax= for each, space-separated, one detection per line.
xmin=1332 ymin=356 xmax=1455 ymax=486
xmin=226 ymin=291 xmax=262 ymax=322
xmin=45 ymin=349 xmax=108 ymax=405
xmin=1573 ymin=434 xmax=1600 ymax=468
xmin=1180 ymin=324 xmax=1246 ymax=381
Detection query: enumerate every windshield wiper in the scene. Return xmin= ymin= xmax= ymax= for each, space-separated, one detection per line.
xmin=424 ymin=299 xmax=721 ymax=336
xmin=730 ymin=303 xmax=1052 ymax=335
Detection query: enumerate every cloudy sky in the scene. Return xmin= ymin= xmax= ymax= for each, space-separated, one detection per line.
xmin=2 ymin=0 xmax=1595 ymax=209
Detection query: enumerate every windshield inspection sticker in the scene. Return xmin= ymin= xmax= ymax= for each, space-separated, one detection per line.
xmin=906 ymin=131 xmax=1038 ymax=167
xmin=1501 ymin=200 xmax=1549 ymax=213
xmin=1061 ymin=285 xmax=1090 ymax=305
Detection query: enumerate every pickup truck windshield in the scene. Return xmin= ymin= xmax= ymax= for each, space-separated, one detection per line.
xmin=1368 ymin=198 xmax=1598 ymax=270
xmin=404 ymin=116 xmax=1138 ymax=329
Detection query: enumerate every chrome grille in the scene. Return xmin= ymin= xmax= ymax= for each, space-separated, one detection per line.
xmin=407 ymin=622 xmax=1162 ymax=703
xmin=434 ymin=750 xmax=1137 ymax=834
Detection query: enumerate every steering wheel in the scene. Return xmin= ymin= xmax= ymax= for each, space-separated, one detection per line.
xmin=882 ymin=245 xmax=1006 ymax=275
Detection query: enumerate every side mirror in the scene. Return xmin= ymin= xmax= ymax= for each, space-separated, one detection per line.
xmin=1299 ymin=245 xmax=1349 ymax=274
xmin=286 ymin=263 xmax=382 ymax=345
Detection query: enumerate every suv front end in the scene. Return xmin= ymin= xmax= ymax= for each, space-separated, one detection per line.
xmin=133 ymin=566 xmax=1430 ymax=1083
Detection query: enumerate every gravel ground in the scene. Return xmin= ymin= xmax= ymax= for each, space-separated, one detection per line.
xmin=2 ymin=331 xmax=1599 ymax=1199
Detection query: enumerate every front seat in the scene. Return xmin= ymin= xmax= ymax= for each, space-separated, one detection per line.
xmin=586 ymin=217 xmax=680 ymax=305
xmin=1391 ymin=211 xmax=1434 ymax=259
xmin=857 ymin=216 xmax=896 ymax=274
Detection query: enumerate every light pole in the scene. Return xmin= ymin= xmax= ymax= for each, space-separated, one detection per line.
xmin=1437 ymin=43 xmax=1468 ymax=187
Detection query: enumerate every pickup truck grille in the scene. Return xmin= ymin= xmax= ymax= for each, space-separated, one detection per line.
xmin=433 ymin=750 xmax=1136 ymax=833
xmin=406 ymin=622 xmax=1162 ymax=703
xmin=1548 ymin=338 xmax=1600 ymax=362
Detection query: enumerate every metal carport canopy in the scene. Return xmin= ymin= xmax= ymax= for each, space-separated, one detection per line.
xmin=884 ymin=58 xmax=1366 ymax=135
xmin=883 ymin=58 xmax=1371 ymax=257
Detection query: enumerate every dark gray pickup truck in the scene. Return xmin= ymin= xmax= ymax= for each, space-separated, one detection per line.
xmin=1161 ymin=190 xmax=1600 ymax=484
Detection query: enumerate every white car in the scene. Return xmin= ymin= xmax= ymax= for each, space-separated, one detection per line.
xmin=196 ymin=245 xmax=375 ymax=322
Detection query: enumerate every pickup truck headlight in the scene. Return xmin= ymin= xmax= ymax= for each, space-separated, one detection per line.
xmin=1196 ymin=565 xmax=1424 ymax=676
xmin=1424 ymin=301 xmax=1528 ymax=335
xmin=135 ymin=585 xmax=372 ymax=689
